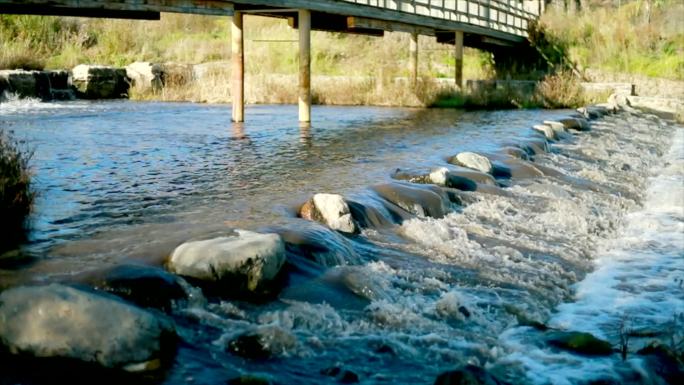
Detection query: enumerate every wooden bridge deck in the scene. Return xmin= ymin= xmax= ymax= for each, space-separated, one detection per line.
xmin=0 ymin=0 xmax=539 ymax=41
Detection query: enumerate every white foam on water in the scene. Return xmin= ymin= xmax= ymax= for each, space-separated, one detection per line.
xmin=0 ymin=94 xmax=96 ymax=115
xmin=498 ymin=125 xmax=684 ymax=384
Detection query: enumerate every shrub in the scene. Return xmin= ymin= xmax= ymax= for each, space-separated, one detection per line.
xmin=536 ymin=71 xmax=587 ymax=109
xmin=0 ymin=129 xmax=34 ymax=249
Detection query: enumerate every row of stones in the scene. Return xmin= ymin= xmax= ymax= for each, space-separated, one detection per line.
xmin=0 ymin=97 xmax=630 ymax=382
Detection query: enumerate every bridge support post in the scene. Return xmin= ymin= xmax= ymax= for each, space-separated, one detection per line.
xmin=299 ymin=9 xmax=311 ymax=123
xmin=454 ymin=30 xmax=464 ymax=90
xmin=409 ymin=32 xmax=418 ymax=88
xmin=231 ymin=11 xmax=244 ymax=123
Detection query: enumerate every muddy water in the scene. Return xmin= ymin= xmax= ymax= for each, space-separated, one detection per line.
xmin=0 ymin=99 xmax=681 ymax=384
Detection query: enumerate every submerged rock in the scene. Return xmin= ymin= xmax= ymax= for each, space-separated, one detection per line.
xmin=559 ymin=117 xmax=591 ymax=132
xmin=228 ymin=375 xmax=274 ymax=385
xmin=227 ymin=326 xmax=296 ymax=360
xmin=85 ymin=264 xmax=187 ymax=311
xmin=71 ymin=64 xmax=129 ymax=99
xmin=373 ymin=182 xmax=449 ymax=218
xmin=637 ymin=343 xmax=684 ymax=384
xmin=347 ymin=199 xmax=397 ymax=228
xmin=0 ymin=284 xmax=176 ymax=372
xmin=321 ymin=366 xmax=360 ymax=383
xmin=450 ymin=152 xmax=493 ymax=174
xmin=275 ymin=223 xmax=359 ymax=267
xmin=299 ymin=193 xmax=358 ymax=234
xmin=434 ymin=365 xmax=505 ymax=385
xmin=167 ymin=230 xmax=286 ymax=298
xmin=577 ymin=105 xmax=609 ymax=120
xmin=532 ymin=124 xmax=557 ymax=140
xmin=429 ymin=168 xmax=478 ymax=191
xmin=501 ymin=146 xmax=531 ymax=161
xmin=546 ymin=331 xmax=613 ymax=356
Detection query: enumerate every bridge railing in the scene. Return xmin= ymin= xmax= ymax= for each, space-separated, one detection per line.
xmin=340 ymin=0 xmax=539 ymax=37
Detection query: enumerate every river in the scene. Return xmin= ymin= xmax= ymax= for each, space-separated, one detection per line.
xmin=0 ymin=99 xmax=681 ymax=384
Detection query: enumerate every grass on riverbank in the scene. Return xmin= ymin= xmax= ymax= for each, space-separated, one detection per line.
xmin=541 ymin=0 xmax=684 ymax=80
xmin=0 ymin=130 xmax=34 ymax=250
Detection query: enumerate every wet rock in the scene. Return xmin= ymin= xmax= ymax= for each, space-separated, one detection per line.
xmin=559 ymin=117 xmax=591 ymax=132
xmin=227 ymin=326 xmax=296 ymax=360
xmin=299 ymin=193 xmax=358 ymax=234
xmin=125 ymin=61 xmax=163 ymax=91
xmin=494 ymin=157 xmax=544 ymax=179
xmin=490 ymin=163 xmax=512 ymax=179
xmin=167 ymin=230 xmax=286 ymax=298
xmin=637 ymin=343 xmax=684 ymax=384
xmin=450 ymin=152 xmax=493 ymax=174
xmin=0 ymin=70 xmax=36 ymax=99
xmin=321 ymin=367 xmax=360 ymax=383
xmin=373 ymin=182 xmax=449 ymax=218
xmin=448 ymin=167 xmax=498 ymax=186
xmin=577 ymin=105 xmax=609 ymax=120
xmin=542 ymin=120 xmax=569 ymax=138
xmin=532 ymin=124 xmax=557 ymax=140
xmin=275 ymin=223 xmax=359 ymax=267
xmin=85 ymin=264 xmax=187 ymax=311
xmin=501 ymin=146 xmax=530 ymax=161
xmin=347 ymin=200 xmax=396 ymax=228
xmin=429 ymin=168 xmax=477 ymax=191
xmin=0 ymin=284 xmax=176 ymax=372
xmin=0 ymin=69 xmax=56 ymax=100
xmin=520 ymin=139 xmax=549 ymax=155
xmin=227 ymin=375 xmax=273 ymax=385
xmin=434 ymin=365 xmax=505 ymax=385
xmin=546 ymin=331 xmax=613 ymax=356
xmin=71 ymin=65 xmax=129 ymax=99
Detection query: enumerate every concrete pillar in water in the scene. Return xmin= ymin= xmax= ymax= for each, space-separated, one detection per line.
xmin=299 ymin=9 xmax=311 ymax=123
xmin=231 ymin=11 xmax=244 ymax=122
xmin=409 ymin=32 xmax=418 ymax=88
xmin=454 ymin=30 xmax=464 ymax=90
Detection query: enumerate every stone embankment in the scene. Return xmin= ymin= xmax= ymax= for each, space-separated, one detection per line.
xmin=0 ymin=61 xmax=199 ymax=101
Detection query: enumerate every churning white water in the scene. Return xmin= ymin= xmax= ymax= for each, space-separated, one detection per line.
xmin=498 ymin=124 xmax=684 ymax=385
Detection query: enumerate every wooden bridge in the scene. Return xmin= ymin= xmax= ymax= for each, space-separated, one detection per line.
xmin=0 ymin=0 xmax=544 ymax=122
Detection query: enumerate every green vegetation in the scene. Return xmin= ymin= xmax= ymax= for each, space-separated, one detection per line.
xmin=541 ymin=0 xmax=684 ymax=80
xmin=431 ymin=71 xmax=590 ymax=109
xmin=1 ymin=1 xmax=681 ymax=107
xmin=0 ymin=129 xmax=34 ymax=250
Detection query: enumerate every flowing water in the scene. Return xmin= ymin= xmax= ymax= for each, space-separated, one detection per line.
xmin=0 ymin=99 xmax=681 ymax=384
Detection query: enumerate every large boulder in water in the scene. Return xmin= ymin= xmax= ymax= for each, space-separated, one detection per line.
xmin=372 ymin=182 xmax=449 ymax=218
xmin=83 ymin=264 xmax=187 ymax=311
xmin=0 ymin=284 xmax=176 ymax=372
xmin=167 ymin=230 xmax=286 ymax=298
xmin=450 ymin=152 xmax=493 ymax=174
xmin=71 ymin=65 xmax=129 ymax=99
xmin=298 ymin=193 xmax=358 ymax=234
